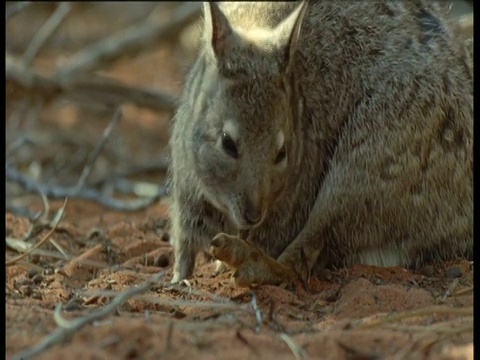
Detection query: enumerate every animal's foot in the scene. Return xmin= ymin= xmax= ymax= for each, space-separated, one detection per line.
xmin=209 ymin=233 xmax=296 ymax=287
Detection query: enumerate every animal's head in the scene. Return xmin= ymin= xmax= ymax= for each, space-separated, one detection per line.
xmin=183 ymin=1 xmax=308 ymax=230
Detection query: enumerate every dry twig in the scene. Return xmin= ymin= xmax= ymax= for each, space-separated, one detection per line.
xmin=21 ymin=2 xmax=72 ymax=67
xmin=12 ymin=271 xmax=167 ymax=360
xmin=5 ymin=1 xmax=31 ymax=20
xmin=250 ymin=291 xmax=263 ymax=333
xmin=6 ymin=198 xmax=68 ymax=266
xmin=6 ymin=55 xmax=177 ymax=112
xmin=6 ymin=164 xmax=167 ymax=211
xmin=279 ymin=333 xmax=309 ymax=360
xmin=440 ymin=278 xmax=460 ymax=303
xmin=62 ymin=244 xmax=105 ymax=277
xmin=53 ymin=3 xmax=201 ymax=78
xmin=74 ymin=108 xmax=123 ymax=192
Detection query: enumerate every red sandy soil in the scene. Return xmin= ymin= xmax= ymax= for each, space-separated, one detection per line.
xmin=6 ymin=3 xmax=473 ymax=360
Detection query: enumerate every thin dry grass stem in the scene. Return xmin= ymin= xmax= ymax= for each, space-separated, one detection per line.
xmin=11 ymin=271 xmax=166 ymax=360
xmin=26 ymin=248 xmax=107 ymax=269
xmin=6 ymin=198 xmax=68 ymax=266
xmin=250 ymin=291 xmax=263 ymax=333
xmin=451 ymin=286 xmax=473 ymax=296
xmin=6 ymin=171 xmax=49 ymax=226
xmin=47 ymin=238 xmax=69 ymax=260
xmin=37 ymin=190 xmax=50 ymax=223
xmin=53 ymin=3 xmax=201 ymax=78
xmin=279 ymin=333 xmax=309 ymax=360
xmin=73 ymin=108 xmax=123 ymax=193
xmin=353 ymin=306 xmax=473 ymax=331
xmin=21 ymin=2 xmax=72 ymax=67
xmin=62 ymin=244 xmax=105 ymax=276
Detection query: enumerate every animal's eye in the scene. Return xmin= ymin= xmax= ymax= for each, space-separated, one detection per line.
xmin=222 ymin=132 xmax=238 ymax=158
xmin=274 ymin=145 xmax=287 ymax=165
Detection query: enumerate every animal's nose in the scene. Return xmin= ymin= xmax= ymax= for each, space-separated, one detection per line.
xmin=244 ymin=199 xmax=262 ymax=226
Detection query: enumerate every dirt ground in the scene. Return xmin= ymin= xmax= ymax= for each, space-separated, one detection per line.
xmin=5 ymin=3 xmax=473 ymax=360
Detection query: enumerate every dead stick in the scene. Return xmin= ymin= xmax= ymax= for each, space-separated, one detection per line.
xmin=21 ymin=2 xmax=72 ymax=67
xmin=62 ymin=244 xmax=104 ymax=277
xmin=74 ymin=108 xmax=123 ymax=192
xmin=11 ymin=271 xmax=166 ymax=360
xmin=5 ymin=1 xmax=31 ymax=20
xmin=6 ymin=164 xmax=168 ymax=211
xmin=6 ymin=55 xmax=177 ymax=112
xmin=5 ymin=198 xmax=68 ymax=266
xmin=53 ymin=3 xmax=201 ymax=78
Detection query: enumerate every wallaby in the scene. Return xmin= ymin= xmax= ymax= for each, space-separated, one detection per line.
xmin=168 ymin=1 xmax=473 ymax=286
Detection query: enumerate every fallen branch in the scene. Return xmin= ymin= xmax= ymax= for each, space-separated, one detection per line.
xmin=6 ymin=55 xmax=177 ymax=112
xmin=6 ymin=164 xmax=168 ymax=211
xmin=53 ymin=2 xmax=201 ymax=78
xmin=11 ymin=271 xmax=167 ymax=360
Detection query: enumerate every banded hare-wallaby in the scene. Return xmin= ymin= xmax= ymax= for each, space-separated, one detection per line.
xmin=169 ymin=1 xmax=473 ymax=285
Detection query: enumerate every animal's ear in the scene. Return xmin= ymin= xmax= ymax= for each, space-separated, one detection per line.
xmin=271 ymin=1 xmax=309 ymax=74
xmin=203 ymin=2 xmax=234 ymax=59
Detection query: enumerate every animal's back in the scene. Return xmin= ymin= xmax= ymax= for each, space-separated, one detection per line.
xmin=225 ymin=1 xmax=473 ymax=265
xmin=169 ymin=1 xmax=472 ymax=283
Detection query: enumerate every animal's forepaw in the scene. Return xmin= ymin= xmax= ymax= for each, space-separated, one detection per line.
xmin=209 ymin=233 xmax=249 ymax=267
xmin=209 ymin=233 xmax=296 ymax=287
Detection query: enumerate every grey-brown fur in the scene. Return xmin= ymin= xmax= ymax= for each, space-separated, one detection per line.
xmin=169 ymin=1 xmax=473 ymax=283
